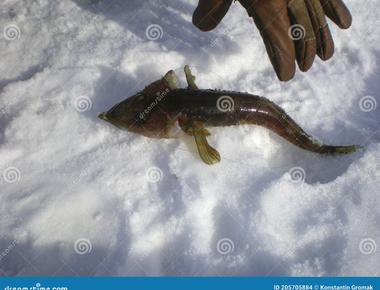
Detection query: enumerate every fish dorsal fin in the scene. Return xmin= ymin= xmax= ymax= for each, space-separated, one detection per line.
xmin=164 ymin=70 xmax=180 ymax=90
xmin=141 ymin=71 xmax=178 ymax=99
xmin=184 ymin=65 xmax=198 ymax=90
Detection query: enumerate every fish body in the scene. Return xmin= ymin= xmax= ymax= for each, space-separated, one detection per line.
xmin=99 ymin=66 xmax=360 ymax=164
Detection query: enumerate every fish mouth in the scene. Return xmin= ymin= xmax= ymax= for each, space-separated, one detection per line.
xmin=98 ymin=112 xmax=123 ymax=129
xmin=98 ymin=112 xmax=108 ymax=120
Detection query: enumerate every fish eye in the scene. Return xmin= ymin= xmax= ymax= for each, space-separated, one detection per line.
xmin=136 ymin=93 xmax=145 ymax=101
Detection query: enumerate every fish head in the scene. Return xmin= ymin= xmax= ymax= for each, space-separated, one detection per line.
xmin=98 ymin=92 xmax=151 ymax=131
xmin=99 ymin=77 xmax=175 ymax=138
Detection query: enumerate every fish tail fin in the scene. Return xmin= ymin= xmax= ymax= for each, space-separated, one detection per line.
xmin=288 ymin=132 xmax=362 ymax=155
xmin=317 ymin=144 xmax=363 ymax=155
xmin=260 ymin=99 xmax=363 ymax=156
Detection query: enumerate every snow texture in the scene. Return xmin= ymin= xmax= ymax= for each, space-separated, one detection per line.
xmin=0 ymin=0 xmax=379 ymax=276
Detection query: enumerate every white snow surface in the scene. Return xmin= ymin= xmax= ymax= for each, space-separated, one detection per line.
xmin=1 ymin=0 xmax=380 ymax=276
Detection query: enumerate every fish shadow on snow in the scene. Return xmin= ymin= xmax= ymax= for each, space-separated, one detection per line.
xmin=89 ymin=66 xmax=137 ymax=117
xmin=72 ymin=0 xmax=240 ymax=66
xmin=269 ymin=139 xmax=362 ymax=185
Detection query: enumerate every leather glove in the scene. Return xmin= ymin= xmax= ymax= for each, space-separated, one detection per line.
xmin=192 ymin=0 xmax=352 ymax=81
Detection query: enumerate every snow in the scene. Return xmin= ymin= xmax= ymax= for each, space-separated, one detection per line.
xmin=0 ymin=0 xmax=379 ymax=276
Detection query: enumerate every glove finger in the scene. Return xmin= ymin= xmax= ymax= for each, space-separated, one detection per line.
xmin=239 ymin=0 xmax=296 ymax=81
xmin=288 ymin=0 xmax=317 ymax=72
xmin=319 ymin=0 xmax=352 ymax=29
xmin=305 ymin=0 xmax=334 ymax=60
xmin=192 ymin=0 xmax=233 ymax=31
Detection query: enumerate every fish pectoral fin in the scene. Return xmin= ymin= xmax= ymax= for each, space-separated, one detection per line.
xmin=193 ymin=133 xmax=221 ymax=165
xmin=178 ymin=118 xmax=219 ymax=164
xmin=184 ymin=65 xmax=198 ymax=90
xmin=179 ymin=118 xmax=210 ymax=136
xmin=197 ymin=127 xmax=211 ymax=136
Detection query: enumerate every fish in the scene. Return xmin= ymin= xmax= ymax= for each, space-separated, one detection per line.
xmin=98 ymin=65 xmax=361 ymax=165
